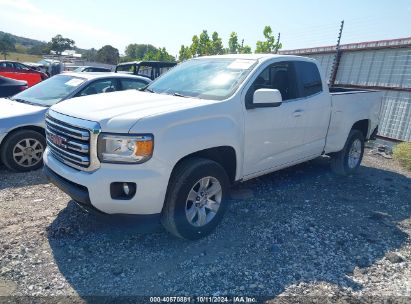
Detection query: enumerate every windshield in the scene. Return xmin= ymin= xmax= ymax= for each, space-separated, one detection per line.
xmin=147 ymin=58 xmax=257 ymax=100
xmin=11 ymin=75 xmax=86 ymax=106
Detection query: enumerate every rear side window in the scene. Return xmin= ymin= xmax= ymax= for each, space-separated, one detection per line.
xmin=77 ymin=79 xmax=117 ymax=96
xmin=0 ymin=62 xmax=13 ymax=69
xmin=137 ymin=66 xmax=153 ymax=78
xmin=120 ymin=79 xmax=148 ymax=90
xmin=295 ymin=61 xmax=322 ymax=97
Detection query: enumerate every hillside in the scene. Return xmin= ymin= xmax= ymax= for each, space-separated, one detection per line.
xmin=5 ymin=52 xmax=42 ymax=62
xmin=0 ymin=31 xmax=46 ymax=48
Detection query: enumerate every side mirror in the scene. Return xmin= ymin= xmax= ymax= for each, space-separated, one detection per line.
xmin=253 ymin=89 xmax=282 ymax=107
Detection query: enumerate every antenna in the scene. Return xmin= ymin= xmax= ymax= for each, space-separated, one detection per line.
xmin=330 ymin=20 xmax=344 ymax=85
xmin=275 ymin=32 xmax=281 ymax=54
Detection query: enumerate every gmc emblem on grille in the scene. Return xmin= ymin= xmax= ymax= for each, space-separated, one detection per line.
xmin=49 ymin=133 xmax=67 ymax=148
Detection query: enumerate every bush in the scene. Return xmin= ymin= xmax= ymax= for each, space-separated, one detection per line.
xmin=393 ymin=142 xmax=411 ymax=170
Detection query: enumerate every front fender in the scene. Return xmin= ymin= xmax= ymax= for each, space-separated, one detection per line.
xmin=130 ymin=101 xmax=244 ymax=180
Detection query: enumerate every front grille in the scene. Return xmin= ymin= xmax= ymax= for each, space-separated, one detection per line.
xmin=45 ymin=110 xmax=101 ymax=171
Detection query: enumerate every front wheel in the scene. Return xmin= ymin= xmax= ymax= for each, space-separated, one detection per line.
xmin=330 ymin=129 xmax=365 ymax=175
xmin=0 ymin=130 xmax=46 ymax=172
xmin=161 ymin=157 xmax=230 ymax=240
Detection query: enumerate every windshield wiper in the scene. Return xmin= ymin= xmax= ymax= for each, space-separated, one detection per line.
xmin=12 ymin=98 xmax=34 ymax=105
xmin=139 ymin=85 xmax=155 ymax=93
xmin=11 ymin=98 xmax=46 ymax=107
xmin=172 ymin=92 xmax=189 ymax=98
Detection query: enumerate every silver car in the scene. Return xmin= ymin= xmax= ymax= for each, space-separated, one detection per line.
xmin=0 ymin=72 xmax=151 ymax=172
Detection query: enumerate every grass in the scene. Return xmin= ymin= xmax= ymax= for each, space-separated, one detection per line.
xmin=393 ymin=142 xmax=411 ymax=171
xmin=3 ymin=52 xmax=42 ymax=63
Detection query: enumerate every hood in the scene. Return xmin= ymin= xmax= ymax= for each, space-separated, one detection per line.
xmin=0 ymin=98 xmax=47 ymax=132
xmin=0 ymin=98 xmax=46 ymax=119
xmin=50 ymin=90 xmax=214 ymax=132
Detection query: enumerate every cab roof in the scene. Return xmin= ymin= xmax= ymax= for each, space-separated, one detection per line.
xmin=57 ymin=72 xmax=151 ymax=81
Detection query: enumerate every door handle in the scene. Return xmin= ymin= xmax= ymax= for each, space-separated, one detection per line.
xmin=293 ymin=109 xmax=304 ymax=117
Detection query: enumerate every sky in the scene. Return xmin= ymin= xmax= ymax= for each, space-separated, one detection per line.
xmin=0 ymin=0 xmax=410 ymax=57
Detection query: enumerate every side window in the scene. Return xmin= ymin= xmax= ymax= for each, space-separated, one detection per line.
xmin=137 ymin=66 xmax=153 ymax=78
xmin=77 ymin=79 xmax=117 ymax=96
xmin=0 ymin=62 xmax=14 ymax=69
xmin=120 ymin=79 xmax=148 ymax=90
xmin=295 ymin=61 xmax=322 ymax=97
xmin=14 ymin=63 xmax=30 ymax=71
xmin=245 ymin=61 xmax=298 ymax=107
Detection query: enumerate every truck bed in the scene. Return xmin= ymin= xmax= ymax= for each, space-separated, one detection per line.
xmin=324 ymin=87 xmax=383 ymax=154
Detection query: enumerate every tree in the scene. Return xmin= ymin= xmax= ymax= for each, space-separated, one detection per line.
xmin=0 ymin=34 xmax=15 ymax=59
xmin=82 ymin=48 xmax=98 ymax=61
xmin=198 ymin=30 xmax=212 ymax=56
xmin=238 ymin=39 xmax=252 ymax=54
xmin=255 ymin=26 xmax=282 ymax=53
xmin=28 ymin=43 xmax=50 ymax=55
xmin=143 ymin=47 xmax=175 ymax=62
xmin=228 ymin=32 xmax=239 ymax=54
xmin=49 ymin=34 xmax=75 ymax=55
xmin=97 ymin=45 xmax=119 ymax=64
xmin=125 ymin=43 xmax=157 ymax=60
xmin=190 ymin=35 xmax=199 ymax=57
xmin=178 ymin=45 xmax=192 ymax=62
xmin=211 ymin=32 xmax=224 ymax=55
xmin=239 ymin=44 xmax=252 ymax=54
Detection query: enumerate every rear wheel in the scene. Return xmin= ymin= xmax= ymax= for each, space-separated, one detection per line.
xmin=331 ymin=129 xmax=365 ymax=175
xmin=161 ymin=157 xmax=229 ymax=240
xmin=0 ymin=130 xmax=46 ymax=172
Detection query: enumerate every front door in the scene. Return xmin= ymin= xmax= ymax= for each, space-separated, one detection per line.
xmin=243 ymin=61 xmax=308 ymax=177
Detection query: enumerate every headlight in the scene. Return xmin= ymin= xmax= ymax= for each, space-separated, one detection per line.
xmin=98 ymin=134 xmax=154 ymax=163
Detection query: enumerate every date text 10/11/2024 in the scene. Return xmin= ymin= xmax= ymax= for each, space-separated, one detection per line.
xmin=149 ymin=296 xmax=258 ymax=303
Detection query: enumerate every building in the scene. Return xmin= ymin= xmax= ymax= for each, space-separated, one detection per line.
xmin=280 ymin=37 xmax=411 ymax=141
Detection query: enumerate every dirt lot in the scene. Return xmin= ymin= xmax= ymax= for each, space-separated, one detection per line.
xmin=0 ymin=150 xmax=410 ymax=302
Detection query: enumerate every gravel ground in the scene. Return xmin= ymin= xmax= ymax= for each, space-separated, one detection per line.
xmin=0 ymin=150 xmax=410 ymax=302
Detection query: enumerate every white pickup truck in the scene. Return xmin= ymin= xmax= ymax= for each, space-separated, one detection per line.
xmin=43 ymin=54 xmax=382 ymax=239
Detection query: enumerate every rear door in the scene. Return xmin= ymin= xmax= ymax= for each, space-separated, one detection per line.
xmin=294 ymin=61 xmax=331 ymax=156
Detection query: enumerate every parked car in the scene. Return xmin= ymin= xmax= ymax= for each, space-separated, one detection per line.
xmin=36 ymin=59 xmax=63 ymax=77
xmin=115 ymin=60 xmax=176 ymax=80
xmin=0 ymin=72 xmax=151 ymax=172
xmin=0 ymin=60 xmax=48 ymax=87
xmin=0 ymin=76 xmax=28 ymax=97
xmin=74 ymin=66 xmax=112 ymax=72
xmin=43 ymin=54 xmax=382 ymax=239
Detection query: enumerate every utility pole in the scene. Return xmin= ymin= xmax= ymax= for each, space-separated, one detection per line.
xmin=330 ymin=20 xmax=344 ymax=85
xmin=275 ymin=32 xmax=281 ymax=54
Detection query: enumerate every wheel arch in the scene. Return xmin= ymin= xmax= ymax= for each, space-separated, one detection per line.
xmin=0 ymin=126 xmax=45 ymax=154
xmin=169 ymin=146 xmax=237 ymax=186
xmin=351 ymin=119 xmax=370 ymax=139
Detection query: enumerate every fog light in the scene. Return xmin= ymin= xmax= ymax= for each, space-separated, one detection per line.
xmin=123 ymin=183 xmax=130 ymax=196
xmin=110 ymin=182 xmax=136 ymax=200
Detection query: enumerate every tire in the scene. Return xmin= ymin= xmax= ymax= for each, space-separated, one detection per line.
xmin=161 ymin=157 xmax=230 ymax=240
xmin=0 ymin=130 xmax=46 ymax=172
xmin=330 ymin=129 xmax=365 ymax=176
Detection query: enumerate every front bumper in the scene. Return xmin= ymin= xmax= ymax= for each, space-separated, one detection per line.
xmin=43 ymin=164 xmax=92 ymax=208
xmin=43 ymin=148 xmax=171 ymax=215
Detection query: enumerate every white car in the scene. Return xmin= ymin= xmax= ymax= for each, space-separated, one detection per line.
xmin=0 ymin=72 xmax=150 ymax=172
xmin=43 ymin=54 xmax=382 ymax=239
